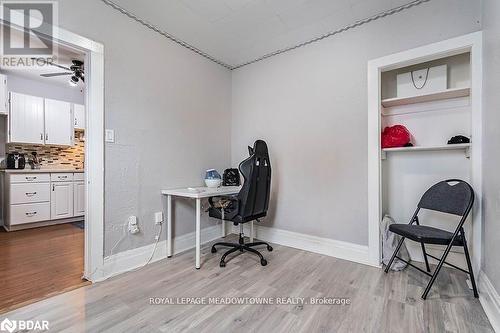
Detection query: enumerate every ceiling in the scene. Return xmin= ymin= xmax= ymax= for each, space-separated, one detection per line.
xmin=110 ymin=0 xmax=416 ymax=67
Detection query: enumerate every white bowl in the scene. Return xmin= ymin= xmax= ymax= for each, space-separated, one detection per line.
xmin=205 ymin=179 xmax=222 ymax=188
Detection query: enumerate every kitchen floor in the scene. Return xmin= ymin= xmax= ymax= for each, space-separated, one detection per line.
xmin=0 ymin=223 xmax=89 ymax=313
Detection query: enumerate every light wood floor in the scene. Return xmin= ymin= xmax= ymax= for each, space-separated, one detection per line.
xmin=0 ymin=235 xmax=493 ymax=332
xmin=0 ymin=224 xmax=89 ymax=313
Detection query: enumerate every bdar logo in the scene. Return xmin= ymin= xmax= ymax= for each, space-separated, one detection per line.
xmin=0 ymin=318 xmax=16 ymax=333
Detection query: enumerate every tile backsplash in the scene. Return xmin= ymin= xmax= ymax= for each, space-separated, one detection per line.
xmin=6 ymin=132 xmax=85 ymax=169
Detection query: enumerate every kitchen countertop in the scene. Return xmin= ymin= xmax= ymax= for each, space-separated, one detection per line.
xmin=0 ymin=169 xmax=84 ymax=173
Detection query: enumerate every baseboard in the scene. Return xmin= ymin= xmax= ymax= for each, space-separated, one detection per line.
xmin=233 ymin=224 xmax=378 ymax=268
xmin=479 ymin=271 xmax=500 ymax=332
xmin=96 ymin=224 xmax=222 ymax=281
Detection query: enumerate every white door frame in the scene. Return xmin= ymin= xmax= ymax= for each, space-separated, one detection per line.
xmin=0 ymin=20 xmax=105 ymax=281
xmin=367 ymin=31 xmax=483 ymax=272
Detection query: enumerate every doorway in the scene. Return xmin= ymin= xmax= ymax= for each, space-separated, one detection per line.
xmin=0 ymin=21 xmax=104 ymax=312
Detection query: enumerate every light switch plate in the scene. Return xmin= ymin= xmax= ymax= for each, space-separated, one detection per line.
xmin=105 ymin=129 xmax=115 ymax=143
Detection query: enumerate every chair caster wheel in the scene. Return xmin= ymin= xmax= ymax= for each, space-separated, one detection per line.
xmin=220 ymin=261 xmax=226 ymax=267
xmin=267 ymin=245 xmax=273 ymax=252
xmin=261 ymin=259 xmax=267 ymax=266
xmin=211 ymin=247 xmax=217 ymax=253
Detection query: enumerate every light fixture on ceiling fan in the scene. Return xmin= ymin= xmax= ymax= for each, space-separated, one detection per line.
xmin=33 ymin=58 xmax=85 ymax=86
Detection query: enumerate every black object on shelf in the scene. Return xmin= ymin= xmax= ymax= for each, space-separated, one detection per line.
xmin=448 ymin=135 xmax=470 ymax=145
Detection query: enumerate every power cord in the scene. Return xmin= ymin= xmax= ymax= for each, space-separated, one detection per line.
xmin=143 ymin=222 xmax=163 ymax=267
xmin=84 ymin=220 xmax=163 ymax=281
xmin=109 ymin=222 xmax=129 ymax=256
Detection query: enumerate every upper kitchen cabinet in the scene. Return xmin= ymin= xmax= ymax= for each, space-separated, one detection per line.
xmin=73 ymin=103 xmax=85 ymax=130
xmin=9 ymin=92 xmax=45 ymax=144
xmin=0 ymin=74 xmax=7 ymax=114
xmin=44 ymin=98 xmax=73 ymax=146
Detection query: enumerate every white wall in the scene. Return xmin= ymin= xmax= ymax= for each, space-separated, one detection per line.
xmin=482 ymin=0 xmax=500 ymax=293
xmin=56 ymin=0 xmax=232 ymax=256
xmin=231 ymin=0 xmax=481 ymax=246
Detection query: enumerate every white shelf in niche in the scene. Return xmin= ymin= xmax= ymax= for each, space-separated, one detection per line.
xmin=381 ymin=143 xmax=471 ymax=160
xmin=381 ymin=87 xmax=470 ymax=108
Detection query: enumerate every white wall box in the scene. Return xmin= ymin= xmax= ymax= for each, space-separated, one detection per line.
xmin=9 ymin=92 xmax=45 ymax=144
xmin=44 ymin=98 xmax=73 ymax=146
xmin=2 ymin=172 xmax=85 ymax=231
xmin=368 ymin=32 xmax=483 ymax=272
xmin=396 ymin=65 xmax=447 ymax=98
xmin=74 ymin=103 xmax=85 ymax=130
xmin=0 ymin=74 xmax=7 ymax=114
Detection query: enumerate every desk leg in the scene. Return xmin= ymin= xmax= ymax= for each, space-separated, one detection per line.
xmin=195 ymin=198 xmax=201 ymax=269
xmin=167 ymin=195 xmax=172 ymax=258
xmin=250 ymin=221 xmax=254 ymax=243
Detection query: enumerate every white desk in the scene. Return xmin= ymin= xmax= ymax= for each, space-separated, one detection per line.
xmin=161 ymin=186 xmax=241 ymax=269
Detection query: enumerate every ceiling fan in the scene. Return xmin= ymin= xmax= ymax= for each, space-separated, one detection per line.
xmin=34 ymin=59 xmax=85 ymax=86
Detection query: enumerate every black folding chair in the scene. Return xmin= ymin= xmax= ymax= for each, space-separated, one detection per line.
xmin=384 ymin=179 xmax=478 ymax=300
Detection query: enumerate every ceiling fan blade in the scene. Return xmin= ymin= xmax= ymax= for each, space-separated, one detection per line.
xmin=31 ymin=57 xmax=71 ymax=71
xmin=40 ymin=72 xmax=73 ymax=77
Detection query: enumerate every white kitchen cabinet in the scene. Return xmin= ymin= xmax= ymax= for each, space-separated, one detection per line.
xmin=74 ymin=181 xmax=85 ymax=216
xmin=74 ymin=103 xmax=85 ymax=130
xmin=44 ymin=98 xmax=73 ymax=146
xmin=9 ymin=92 xmax=45 ymax=144
xmin=3 ymin=172 xmax=84 ymax=230
xmin=0 ymin=74 xmax=7 ymax=113
xmin=51 ymin=181 xmax=74 ymax=220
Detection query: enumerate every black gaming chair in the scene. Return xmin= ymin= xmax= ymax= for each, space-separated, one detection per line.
xmin=209 ymin=140 xmax=273 ymax=267
xmin=384 ymin=179 xmax=478 ymax=300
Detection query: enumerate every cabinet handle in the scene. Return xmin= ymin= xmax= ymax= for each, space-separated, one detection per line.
xmin=25 ymin=192 xmax=37 ymax=196
xmin=40 ymin=133 xmax=43 ymax=140
xmin=45 ymin=133 xmax=48 ymax=141
xmin=26 ymin=176 xmax=36 ymax=181
xmin=25 ymin=211 xmax=37 ymax=216
xmin=58 ymin=176 xmax=67 ymax=179
xmin=52 ymin=184 xmax=55 ymax=191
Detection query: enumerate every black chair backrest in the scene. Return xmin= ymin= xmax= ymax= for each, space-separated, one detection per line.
xmin=418 ymin=179 xmax=474 ymax=217
xmin=237 ymin=140 xmax=271 ymax=221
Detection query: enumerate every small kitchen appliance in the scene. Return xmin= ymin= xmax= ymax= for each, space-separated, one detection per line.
xmin=6 ymin=152 xmax=26 ymax=169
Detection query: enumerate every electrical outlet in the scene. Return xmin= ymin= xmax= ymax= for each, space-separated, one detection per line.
xmin=128 ymin=216 xmax=139 ymax=234
xmin=155 ymin=212 xmax=163 ymax=224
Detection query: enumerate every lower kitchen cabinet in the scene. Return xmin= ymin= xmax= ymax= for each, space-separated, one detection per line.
xmin=2 ymin=172 xmax=85 ymax=230
xmin=51 ymin=182 xmax=74 ymax=220
xmin=74 ymin=181 xmax=85 ymax=217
